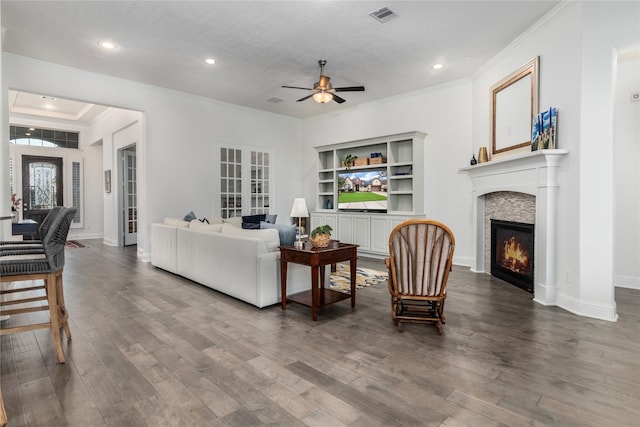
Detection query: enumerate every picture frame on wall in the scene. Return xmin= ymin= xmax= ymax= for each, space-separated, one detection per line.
xmin=104 ymin=169 xmax=111 ymax=193
xmin=490 ymin=57 xmax=539 ymax=155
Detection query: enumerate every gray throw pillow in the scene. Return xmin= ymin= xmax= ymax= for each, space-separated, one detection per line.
xmin=265 ymin=214 xmax=277 ymax=224
xmin=260 ymin=221 xmax=296 ymax=246
xmin=183 ymin=211 xmax=197 ymax=222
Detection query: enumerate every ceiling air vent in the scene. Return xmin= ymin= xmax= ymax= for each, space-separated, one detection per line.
xmin=369 ymin=6 xmax=397 ymax=23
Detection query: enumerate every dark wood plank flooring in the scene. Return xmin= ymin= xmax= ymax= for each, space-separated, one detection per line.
xmin=1 ymin=240 xmax=639 ymax=426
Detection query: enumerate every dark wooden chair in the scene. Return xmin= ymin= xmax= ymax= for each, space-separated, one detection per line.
xmin=0 ymin=207 xmax=76 ymax=363
xmin=385 ymin=219 xmax=455 ymax=334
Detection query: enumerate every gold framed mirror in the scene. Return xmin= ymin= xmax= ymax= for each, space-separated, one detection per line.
xmin=491 ymin=57 xmax=539 ymax=155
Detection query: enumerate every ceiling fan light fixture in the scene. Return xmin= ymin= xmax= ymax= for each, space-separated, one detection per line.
xmin=313 ymin=91 xmax=333 ymax=104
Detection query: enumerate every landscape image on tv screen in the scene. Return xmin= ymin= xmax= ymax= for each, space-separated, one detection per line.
xmin=337 ymin=169 xmax=387 ymax=212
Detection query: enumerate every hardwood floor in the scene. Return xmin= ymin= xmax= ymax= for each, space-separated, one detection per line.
xmin=1 ymin=240 xmax=639 ymax=426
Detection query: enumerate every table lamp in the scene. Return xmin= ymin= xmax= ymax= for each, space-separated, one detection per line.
xmin=290 ymin=198 xmax=309 ymax=248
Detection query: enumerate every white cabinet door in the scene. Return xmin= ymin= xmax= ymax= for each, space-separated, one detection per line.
xmin=311 ymin=213 xmax=338 ymax=236
xmin=371 ymin=216 xmax=389 ymax=254
xmin=338 ymin=214 xmax=353 ymax=243
xmin=389 ymin=216 xmax=409 ymax=232
xmin=353 ymin=215 xmax=370 ymax=250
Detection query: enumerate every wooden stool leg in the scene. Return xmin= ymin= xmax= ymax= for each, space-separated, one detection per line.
xmin=0 ymin=386 xmax=7 ymax=426
xmin=55 ymin=271 xmax=72 ymax=339
xmin=46 ymin=273 xmax=65 ymax=364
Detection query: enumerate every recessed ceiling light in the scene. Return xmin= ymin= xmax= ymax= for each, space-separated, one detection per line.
xmin=205 ymin=58 xmax=216 ymax=65
xmin=98 ymin=41 xmax=117 ymax=49
xmin=40 ymin=95 xmax=56 ymax=101
xmin=433 ymin=63 xmax=444 ymax=70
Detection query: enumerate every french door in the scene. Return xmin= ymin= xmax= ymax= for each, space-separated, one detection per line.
xmin=123 ymin=148 xmax=137 ymax=246
xmin=21 ymin=155 xmax=63 ymax=224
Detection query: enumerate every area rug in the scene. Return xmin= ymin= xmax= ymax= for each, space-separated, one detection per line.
xmin=329 ymin=263 xmax=388 ymax=293
xmin=65 ymin=240 xmax=86 ymax=248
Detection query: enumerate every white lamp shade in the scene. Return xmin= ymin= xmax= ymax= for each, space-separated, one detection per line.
xmin=290 ymin=198 xmax=309 ymax=217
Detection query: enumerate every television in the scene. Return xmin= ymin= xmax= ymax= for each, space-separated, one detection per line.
xmin=337 ymin=169 xmax=387 ymax=213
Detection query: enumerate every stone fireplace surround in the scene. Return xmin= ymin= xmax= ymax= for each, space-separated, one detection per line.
xmin=461 ymin=149 xmax=569 ymax=306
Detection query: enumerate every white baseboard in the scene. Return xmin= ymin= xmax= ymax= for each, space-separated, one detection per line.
xmin=614 ymin=275 xmax=640 ymax=290
xmin=453 ymin=255 xmax=473 ymax=268
xmin=103 ymin=238 xmax=118 ymax=247
xmin=557 ymin=292 xmax=618 ymax=322
xmin=67 ymin=232 xmax=103 ymax=240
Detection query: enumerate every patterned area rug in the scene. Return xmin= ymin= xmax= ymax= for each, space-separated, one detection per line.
xmin=330 ymin=264 xmax=388 ymax=293
xmin=65 ymin=240 xmax=86 ymax=248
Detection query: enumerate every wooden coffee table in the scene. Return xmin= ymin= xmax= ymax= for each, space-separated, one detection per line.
xmin=280 ymin=240 xmax=358 ymax=321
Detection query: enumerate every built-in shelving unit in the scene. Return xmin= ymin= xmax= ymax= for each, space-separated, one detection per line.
xmin=312 ymin=132 xmax=426 ymax=255
xmin=315 ymin=131 xmax=425 ymax=215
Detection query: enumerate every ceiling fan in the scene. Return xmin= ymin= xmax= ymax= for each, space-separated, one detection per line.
xmin=282 ymin=60 xmax=365 ymax=104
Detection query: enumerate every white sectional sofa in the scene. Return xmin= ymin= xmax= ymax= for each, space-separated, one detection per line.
xmin=151 ymin=219 xmax=318 ymax=308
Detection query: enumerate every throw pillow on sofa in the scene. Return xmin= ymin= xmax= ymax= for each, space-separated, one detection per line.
xmin=242 ymin=222 xmax=261 ymax=229
xmin=242 ymin=214 xmax=266 ymax=224
xmin=183 ymin=211 xmax=197 ymax=222
xmin=265 ymin=214 xmax=277 ymax=224
xmin=222 ymin=217 xmax=242 ymax=227
xmin=260 ymin=221 xmax=296 ymax=246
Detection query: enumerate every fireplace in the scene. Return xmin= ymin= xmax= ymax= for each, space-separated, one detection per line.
xmin=491 ymin=219 xmax=534 ymax=293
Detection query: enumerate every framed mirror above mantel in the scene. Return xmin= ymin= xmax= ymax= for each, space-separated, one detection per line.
xmin=491 ymin=57 xmax=539 ymax=156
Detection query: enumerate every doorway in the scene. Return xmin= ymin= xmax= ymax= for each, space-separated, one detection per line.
xmin=21 ymin=155 xmax=63 ymax=224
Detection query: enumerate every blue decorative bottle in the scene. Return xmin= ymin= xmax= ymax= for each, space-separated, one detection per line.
xmin=326 ymin=199 xmax=333 ymax=209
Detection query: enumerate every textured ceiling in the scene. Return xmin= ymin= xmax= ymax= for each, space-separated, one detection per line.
xmin=1 ymin=1 xmax=559 ymax=119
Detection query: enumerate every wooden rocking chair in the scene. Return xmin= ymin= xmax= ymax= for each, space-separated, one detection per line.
xmin=385 ymin=219 xmax=455 ymax=334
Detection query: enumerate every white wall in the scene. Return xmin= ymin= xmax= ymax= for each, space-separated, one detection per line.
xmin=300 ymin=80 xmax=474 ymax=267
xmin=614 ymin=56 xmax=640 ymax=289
xmin=2 ymin=53 xmax=302 ymax=260
xmin=84 ymin=108 xmax=143 ymax=246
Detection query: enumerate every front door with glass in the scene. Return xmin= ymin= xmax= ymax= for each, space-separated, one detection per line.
xmin=21 ymin=155 xmax=63 ymax=224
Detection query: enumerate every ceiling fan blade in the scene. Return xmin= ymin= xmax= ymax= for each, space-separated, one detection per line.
xmin=282 ymin=85 xmax=313 ymax=91
xmin=332 ymin=93 xmax=346 ymax=104
xmin=334 ymin=86 xmax=365 ymax=92
xmin=296 ymin=94 xmax=315 ymax=102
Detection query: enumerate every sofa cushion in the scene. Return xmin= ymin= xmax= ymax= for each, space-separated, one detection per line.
xmin=222 ymin=223 xmax=279 ymax=252
xmin=190 ymin=220 xmax=223 ymax=233
xmin=183 ymin=211 xmax=197 ymax=222
xmin=190 ymin=219 xmax=208 ymax=228
xmin=164 ymin=217 xmax=190 ymax=228
xmin=260 ymin=221 xmax=296 ymax=246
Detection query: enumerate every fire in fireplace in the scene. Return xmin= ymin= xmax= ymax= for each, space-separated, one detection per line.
xmin=490 ymin=219 xmax=534 ymax=293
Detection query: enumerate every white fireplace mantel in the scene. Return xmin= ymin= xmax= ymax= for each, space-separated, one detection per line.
xmin=460 ymin=149 xmax=569 ymax=305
